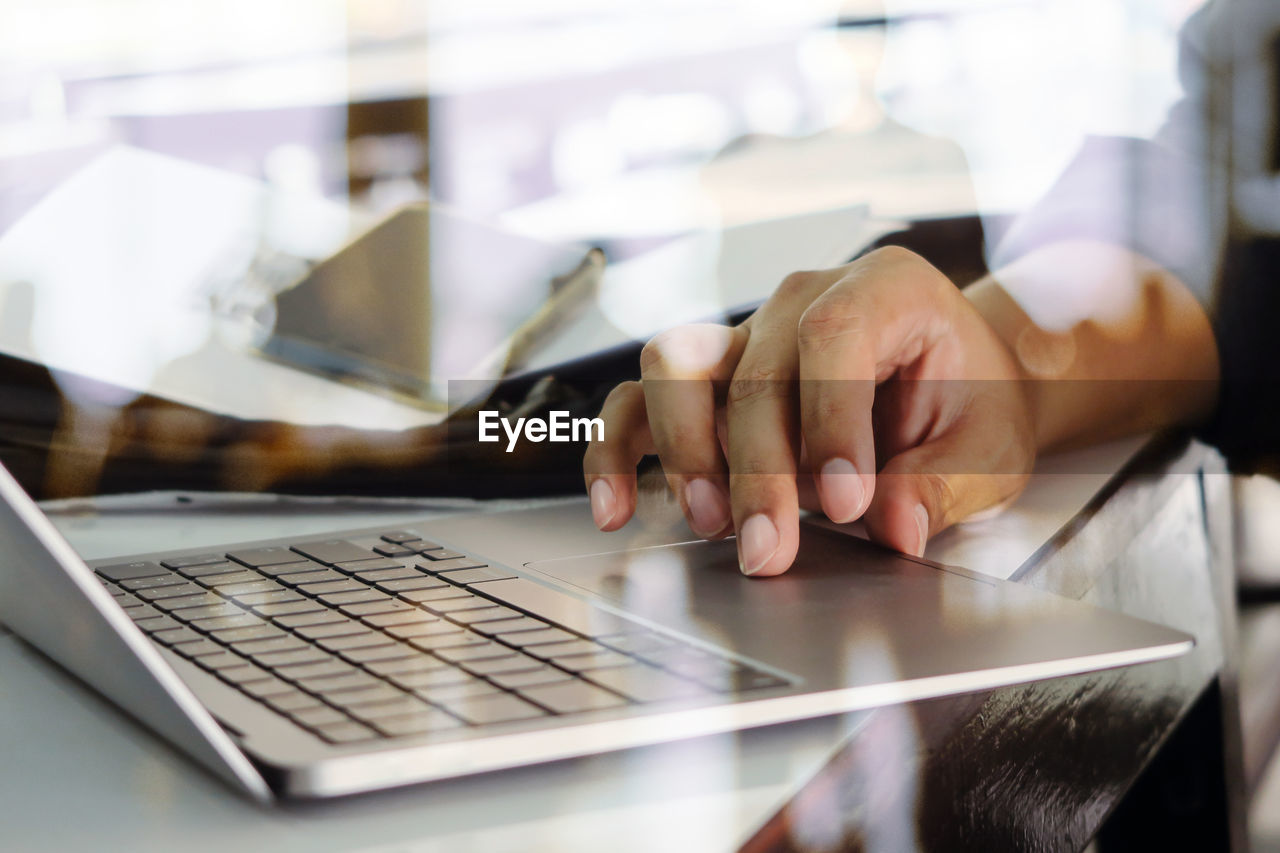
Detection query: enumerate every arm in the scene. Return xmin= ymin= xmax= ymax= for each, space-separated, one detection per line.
xmin=971 ymin=239 xmax=1219 ymax=453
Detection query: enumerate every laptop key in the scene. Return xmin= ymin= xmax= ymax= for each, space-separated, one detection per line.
xmin=412 ymin=680 xmax=502 ymax=705
xmin=387 ymin=621 xmax=463 ymax=640
xmin=264 ymin=689 xmax=321 ymax=713
xmin=152 ymin=627 xmax=204 ymax=646
xmin=233 ymin=636 xmax=307 ymax=656
xmin=362 ymin=609 xmax=436 ymax=628
xmin=372 ymin=711 xmax=463 ymax=737
xmin=320 ymin=590 xmax=389 ymax=606
xmin=407 ymin=632 xmax=490 ymax=653
xmin=290 ymin=707 xmax=347 ymax=728
xmin=518 ymin=681 xmax=629 ymax=715
xmin=500 ymin=628 xmax=581 ymax=650
xmin=432 ymin=642 xmax=518 ymax=664
xmin=314 ymin=721 xmax=378 ymax=744
xmin=198 ymin=571 xmax=263 ymax=588
xmin=298 ymin=579 xmax=364 ymax=595
xmin=418 ymin=549 xmax=468 ymax=562
xmin=338 ymin=644 xmax=418 ymax=665
xmin=291 ymin=540 xmax=377 ymax=566
xmin=256 ymin=648 xmax=330 ymax=668
xmin=152 ymin=592 xmax=225 ymax=612
xmin=175 ymin=604 xmax=245 ymax=621
xmin=254 ymin=561 xmax=319 ymax=578
xmin=136 ymin=582 xmax=207 ymax=601
xmin=363 ymin=656 xmax=451 ymax=677
xmin=174 ymin=639 xmax=226 ymax=659
xmin=438 ymin=693 xmax=546 ymax=726
xmin=160 ymin=554 xmax=226 ymax=569
xmin=299 ymin=671 xmax=381 ymax=694
xmin=526 ymin=639 xmax=615 ymax=659
xmin=274 ymin=610 xmax=346 ymax=628
xmin=294 ymin=621 xmax=370 ymax=641
xmin=281 ymin=570 xmax=347 ymax=587
xmin=240 ymin=676 xmax=296 ymax=698
xmin=435 ymin=567 xmax=518 ymax=586
xmin=423 ymin=597 xmax=495 ymax=615
xmin=218 ymin=664 xmax=272 ymax=685
xmin=323 ymin=684 xmax=406 ymax=708
xmin=353 ymin=567 xmax=421 ymax=583
xmin=277 ymin=659 xmax=357 ymax=681
xmin=218 ymin=581 xmax=279 ymax=597
xmin=191 ymin=614 xmax=262 ymax=632
xmin=476 ymin=616 xmax=553 ymax=637
xmin=334 ymin=558 xmax=408 ymax=574
xmin=550 ymin=649 xmax=635 ymax=673
xmin=317 ymin=633 xmax=393 ymax=653
xmin=416 ymin=556 xmax=487 ymax=573
xmin=338 ymin=599 xmax=410 ymax=617
xmin=444 ymin=605 xmax=523 ymax=625
xmin=189 ymin=651 xmax=248 ymax=670
xmin=390 ymin=668 xmax=473 ymax=691
xmin=123 ymin=604 xmax=163 ymax=623
xmin=176 ymin=562 xmax=245 ymax=579
xmin=227 ymin=546 xmax=305 ymax=568
xmin=394 ymin=587 xmax=465 ymax=606
xmin=235 ymin=590 xmax=303 ymax=607
xmin=373 ymin=545 xmax=418 ymax=558
xmin=487 ymin=666 xmax=573 ymax=691
xmin=212 ymin=625 xmax=283 ymax=644
xmin=96 ymin=561 xmax=167 ymax=581
xmin=378 ymin=576 xmax=449 ymax=593
xmin=135 ymin=615 xmax=180 ymax=633
xmin=346 ymin=697 xmax=437 ymax=723
xmin=459 ymin=655 xmax=545 ymax=677
xmin=254 ymin=600 xmax=325 ymax=617
xmin=121 ymin=574 xmax=186 ymax=591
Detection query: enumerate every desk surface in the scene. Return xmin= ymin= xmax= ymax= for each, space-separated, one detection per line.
xmin=0 ymin=438 xmax=1148 ymax=852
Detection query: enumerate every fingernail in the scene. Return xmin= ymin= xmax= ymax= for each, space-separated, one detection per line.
xmin=912 ymin=503 xmax=929 ymax=557
xmin=819 ymin=457 xmax=864 ymax=523
xmin=685 ymin=478 xmax=730 ymax=537
xmin=739 ymin=513 xmax=779 ymax=576
xmin=590 ymin=479 xmax=617 ymax=529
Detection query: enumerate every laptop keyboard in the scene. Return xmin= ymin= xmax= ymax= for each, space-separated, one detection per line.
xmin=93 ymin=532 xmax=787 ymax=745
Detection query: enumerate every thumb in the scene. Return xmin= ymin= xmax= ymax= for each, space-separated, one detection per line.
xmin=861 ymin=422 xmax=1030 ymax=557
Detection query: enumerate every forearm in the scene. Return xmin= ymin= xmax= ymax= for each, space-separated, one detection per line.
xmin=967 ymin=240 xmax=1220 ymax=453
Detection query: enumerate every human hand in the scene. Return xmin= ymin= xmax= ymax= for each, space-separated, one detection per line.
xmin=582 ymin=246 xmax=1036 ymax=576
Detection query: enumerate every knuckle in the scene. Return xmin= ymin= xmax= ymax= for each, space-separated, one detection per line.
xmin=639 ymin=334 xmax=673 ymax=374
xmin=865 ymin=244 xmax=920 ymax=267
xmin=730 ymin=458 xmax=782 ymax=479
xmin=726 ymin=364 xmax=789 ymax=408
xmin=797 ymin=298 xmax=862 ymax=352
xmin=604 ymin=380 xmax=642 ymax=410
xmin=916 ymin=469 xmax=959 ymax=523
xmin=773 ymin=270 xmax=819 ymax=301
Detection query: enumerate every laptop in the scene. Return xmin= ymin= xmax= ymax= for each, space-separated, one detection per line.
xmin=0 ymin=459 xmax=1193 ymax=802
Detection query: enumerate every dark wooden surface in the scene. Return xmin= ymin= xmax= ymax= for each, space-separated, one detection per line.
xmin=741 ymin=436 xmax=1245 ymax=852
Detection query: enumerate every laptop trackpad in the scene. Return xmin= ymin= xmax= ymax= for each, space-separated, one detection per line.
xmin=522 ymin=527 xmax=981 ymax=677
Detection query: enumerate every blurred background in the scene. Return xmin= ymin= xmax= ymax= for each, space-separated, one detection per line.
xmin=0 ymin=0 xmax=1200 ymax=245
xmin=0 ymin=0 xmax=1207 ymax=492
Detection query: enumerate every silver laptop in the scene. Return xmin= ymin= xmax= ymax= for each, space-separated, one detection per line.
xmin=0 ymin=461 xmax=1193 ymax=802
